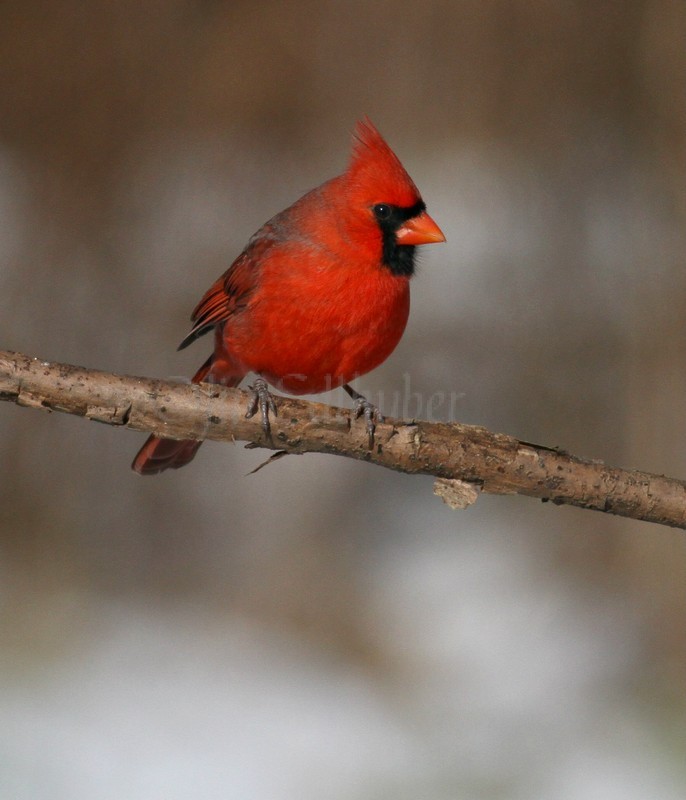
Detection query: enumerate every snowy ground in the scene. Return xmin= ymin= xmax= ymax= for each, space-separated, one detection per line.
xmin=2 ymin=527 xmax=683 ymax=800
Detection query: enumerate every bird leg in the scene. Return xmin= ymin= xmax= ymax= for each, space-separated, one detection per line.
xmin=245 ymin=377 xmax=278 ymax=440
xmin=343 ymin=384 xmax=383 ymax=448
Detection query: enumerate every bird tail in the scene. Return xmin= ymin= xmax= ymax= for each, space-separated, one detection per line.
xmin=131 ymin=355 xmax=242 ymax=475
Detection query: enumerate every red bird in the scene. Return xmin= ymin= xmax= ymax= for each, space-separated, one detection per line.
xmin=132 ymin=119 xmax=445 ymax=475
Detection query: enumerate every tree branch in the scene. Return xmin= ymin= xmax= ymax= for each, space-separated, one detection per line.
xmin=1 ymin=350 xmax=684 ymax=529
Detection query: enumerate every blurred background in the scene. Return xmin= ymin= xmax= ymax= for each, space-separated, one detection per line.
xmin=1 ymin=1 xmax=685 ymax=797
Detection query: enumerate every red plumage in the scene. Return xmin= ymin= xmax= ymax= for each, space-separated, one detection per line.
xmin=132 ymin=119 xmax=444 ymax=475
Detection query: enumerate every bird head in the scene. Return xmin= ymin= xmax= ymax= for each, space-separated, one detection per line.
xmin=344 ymin=118 xmax=445 ymax=276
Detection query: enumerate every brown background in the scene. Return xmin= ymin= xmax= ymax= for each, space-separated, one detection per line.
xmin=0 ymin=1 xmax=685 ymax=795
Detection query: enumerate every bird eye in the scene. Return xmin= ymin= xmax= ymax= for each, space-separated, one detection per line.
xmin=373 ymin=204 xmax=392 ymax=221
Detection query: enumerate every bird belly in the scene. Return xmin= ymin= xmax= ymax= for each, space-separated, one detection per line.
xmin=222 ymin=272 xmax=410 ymax=395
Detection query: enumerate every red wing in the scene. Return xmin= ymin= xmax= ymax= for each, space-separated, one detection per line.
xmin=177 ymin=238 xmax=271 ymax=351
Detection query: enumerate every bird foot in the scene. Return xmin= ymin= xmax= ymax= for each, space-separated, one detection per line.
xmin=343 ymin=384 xmax=383 ymax=449
xmin=246 ymin=377 xmax=278 ymax=440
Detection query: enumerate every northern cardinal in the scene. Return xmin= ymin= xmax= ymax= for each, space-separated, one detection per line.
xmin=132 ymin=119 xmax=445 ymax=475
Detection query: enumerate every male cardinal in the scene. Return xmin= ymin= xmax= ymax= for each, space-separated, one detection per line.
xmin=132 ymin=119 xmax=445 ymax=475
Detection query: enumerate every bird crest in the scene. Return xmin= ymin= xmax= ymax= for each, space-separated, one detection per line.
xmin=347 ymin=117 xmax=421 ymax=207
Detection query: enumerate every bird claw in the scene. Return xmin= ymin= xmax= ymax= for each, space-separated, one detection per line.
xmin=343 ymin=384 xmax=383 ymax=449
xmin=246 ymin=377 xmax=277 ymax=440
xmin=354 ymin=397 xmax=383 ymax=448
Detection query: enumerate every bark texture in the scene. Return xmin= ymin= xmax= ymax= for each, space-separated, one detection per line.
xmin=1 ymin=350 xmax=685 ymax=529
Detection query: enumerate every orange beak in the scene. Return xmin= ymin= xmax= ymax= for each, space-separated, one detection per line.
xmin=395 ymin=211 xmax=446 ymax=245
